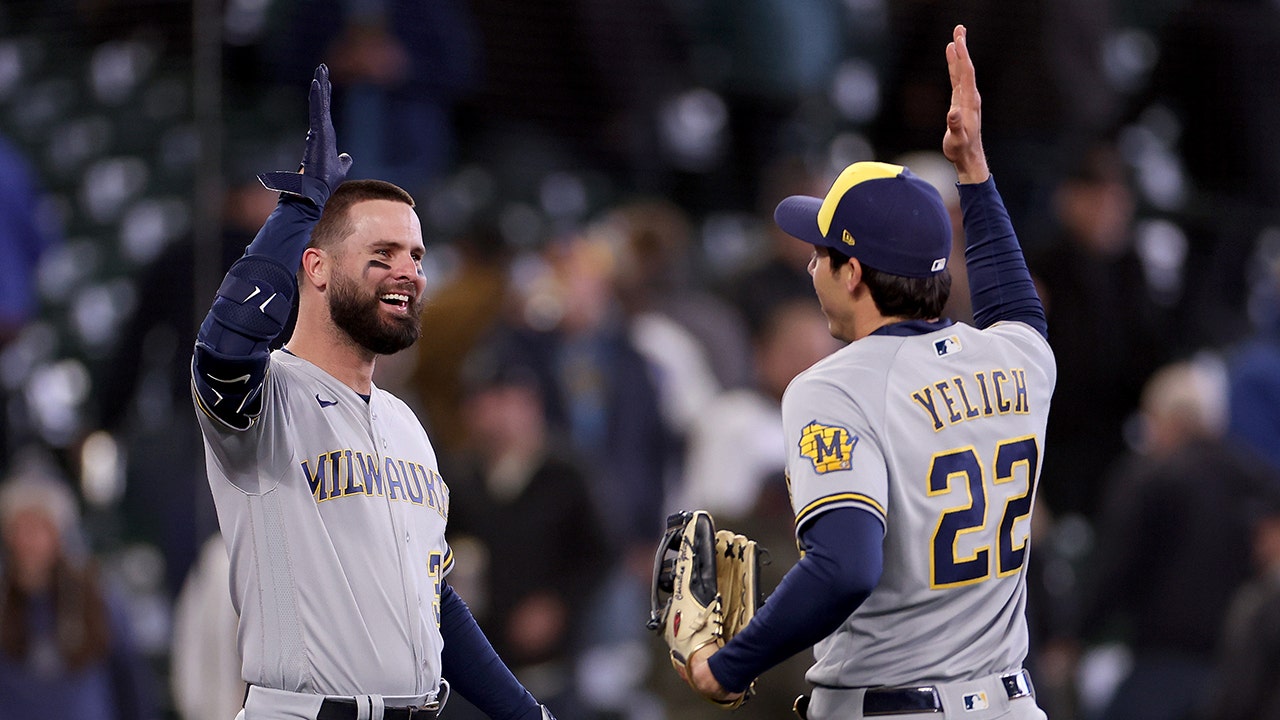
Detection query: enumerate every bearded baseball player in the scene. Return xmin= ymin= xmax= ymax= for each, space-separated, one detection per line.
xmin=678 ymin=25 xmax=1054 ymax=719
xmin=191 ymin=64 xmax=556 ymax=720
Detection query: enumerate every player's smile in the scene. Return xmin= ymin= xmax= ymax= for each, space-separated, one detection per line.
xmin=372 ymin=273 xmax=424 ymax=316
xmin=368 ymin=282 xmax=422 ymax=322
xmin=379 ymin=291 xmax=413 ymax=313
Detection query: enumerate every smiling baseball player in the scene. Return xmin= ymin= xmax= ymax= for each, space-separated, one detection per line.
xmin=192 ymin=64 xmax=556 ymax=720
xmin=676 ymin=25 xmax=1054 ymax=719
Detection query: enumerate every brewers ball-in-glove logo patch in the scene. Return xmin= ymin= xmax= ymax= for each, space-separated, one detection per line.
xmin=799 ymin=421 xmax=857 ymax=473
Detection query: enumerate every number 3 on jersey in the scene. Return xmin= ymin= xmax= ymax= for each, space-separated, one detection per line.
xmin=427 ymin=552 xmax=443 ymax=626
xmin=927 ymin=436 xmax=1039 ymax=588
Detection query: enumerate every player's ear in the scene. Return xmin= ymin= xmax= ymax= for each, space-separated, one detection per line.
xmin=844 ymin=256 xmax=864 ymax=293
xmin=300 ymin=247 xmax=331 ymax=290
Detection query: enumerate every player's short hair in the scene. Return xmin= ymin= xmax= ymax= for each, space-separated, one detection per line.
xmin=825 ymin=246 xmax=952 ymax=319
xmin=309 ymin=179 xmax=416 ymax=251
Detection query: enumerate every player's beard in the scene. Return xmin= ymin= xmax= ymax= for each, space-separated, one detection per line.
xmin=328 ymin=270 xmax=422 ymax=355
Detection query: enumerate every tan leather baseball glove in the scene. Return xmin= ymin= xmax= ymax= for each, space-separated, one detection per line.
xmin=648 ymin=510 xmax=764 ymax=709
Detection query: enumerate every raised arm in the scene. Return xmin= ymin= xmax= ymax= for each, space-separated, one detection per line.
xmin=942 ymin=25 xmax=988 ymax=185
xmin=942 ymin=25 xmax=1047 ymax=337
xmin=191 ymin=65 xmax=352 ymax=430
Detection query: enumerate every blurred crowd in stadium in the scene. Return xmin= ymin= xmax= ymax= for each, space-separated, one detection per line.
xmin=3 ymin=1 xmax=1280 ymax=719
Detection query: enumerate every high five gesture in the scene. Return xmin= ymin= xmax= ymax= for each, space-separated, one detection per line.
xmin=943 ymin=25 xmax=990 ymax=184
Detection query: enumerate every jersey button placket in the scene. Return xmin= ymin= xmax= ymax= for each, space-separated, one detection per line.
xmin=369 ymin=407 xmax=386 ymax=449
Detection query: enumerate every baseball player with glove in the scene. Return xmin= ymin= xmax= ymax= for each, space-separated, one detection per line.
xmin=192 ymin=64 xmax=556 ymax=720
xmin=656 ymin=25 xmax=1054 ymax=719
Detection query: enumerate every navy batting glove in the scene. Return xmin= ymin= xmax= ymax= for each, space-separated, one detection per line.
xmin=259 ymin=64 xmax=353 ymax=207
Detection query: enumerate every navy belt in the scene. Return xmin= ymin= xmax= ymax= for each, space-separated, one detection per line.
xmin=862 ymin=685 xmax=943 ymax=715
xmin=793 ymin=669 xmax=1034 ymax=718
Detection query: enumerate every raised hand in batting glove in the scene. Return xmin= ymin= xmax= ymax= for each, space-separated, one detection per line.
xmin=259 ymin=64 xmax=353 ymax=207
xmin=648 ymin=510 xmax=765 ymax=709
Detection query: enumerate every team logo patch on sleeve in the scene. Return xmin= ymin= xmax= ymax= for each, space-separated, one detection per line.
xmin=798 ymin=421 xmax=857 ymax=473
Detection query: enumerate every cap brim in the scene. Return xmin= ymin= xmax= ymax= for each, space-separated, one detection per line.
xmin=773 ymin=195 xmax=827 ymax=246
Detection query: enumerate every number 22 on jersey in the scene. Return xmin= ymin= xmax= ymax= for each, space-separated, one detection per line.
xmin=927 ymin=435 xmax=1038 ymax=588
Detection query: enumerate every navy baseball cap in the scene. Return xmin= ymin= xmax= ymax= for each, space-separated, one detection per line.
xmin=774 ymin=161 xmax=952 ymax=278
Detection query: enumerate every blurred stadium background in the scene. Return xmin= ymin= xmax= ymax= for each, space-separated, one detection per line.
xmin=2 ymin=1 xmax=1276 ymax=718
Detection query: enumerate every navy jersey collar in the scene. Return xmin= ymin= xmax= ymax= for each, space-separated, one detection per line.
xmin=870 ymin=318 xmax=954 ymax=337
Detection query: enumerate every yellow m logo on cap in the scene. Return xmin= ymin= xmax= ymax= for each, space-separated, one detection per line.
xmin=817 ymin=161 xmax=905 ymax=238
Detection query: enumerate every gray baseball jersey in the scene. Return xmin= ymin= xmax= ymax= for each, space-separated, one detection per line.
xmin=195 ymin=349 xmax=451 ymax=696
xmin=783 ymin=319 xmax=1054 ymax=687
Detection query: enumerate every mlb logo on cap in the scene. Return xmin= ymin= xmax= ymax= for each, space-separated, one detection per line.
xmin=773 ymin=161 xmax=952 ymax=278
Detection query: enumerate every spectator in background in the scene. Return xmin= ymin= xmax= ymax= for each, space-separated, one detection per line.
xmin=592 ymin=199 xmax=749 ymax=479
xmin=493 ymin=233 xmax=668 ymax=720
xmin=169 ymin=534 xmax=242 ymax=720
xmin=441 ymin=344 xmax=609 ymax=720
xmin=1074 ymin=358 xmax=1278 ymax=720
xmin=719 ymin=154 xmax=828 ymax=337
xmin=409 ymin=220 xmax=517 ymax=457
xmin=265 ymin=0 xmax=480 ymax=196
xmin=0 ymin=134 xmax=61 ymax=467
xmin=498 ymin=234 xmax=669 ymax=548
xmin=1210 ymin=245 xmax=1280 ymax=719
xmin=1205 ymin=499 xmax=1280 ymax=720
xmin=674 ymin=298 xmax=839 ymax=527
xmin=0 ymin=135 xmax=52 ymax=347
xmin=1029 ymin=143 xmax=1174 ymax=522
xmin=1226 ymin=240 xmax=1280 ymax=474
xmin=0 ymin=455 xmax=157 ymax=720
xmin=604 ymin=197 xmax=754 ymax=393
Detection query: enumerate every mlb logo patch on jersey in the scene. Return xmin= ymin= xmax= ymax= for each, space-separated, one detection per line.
xmin=934 ymin=335 xmax=962 ymax=357
xmin=798 ymin=421 xmax=857 ymax=473
xmin=963 ymin=691 xmax=989 ymax=711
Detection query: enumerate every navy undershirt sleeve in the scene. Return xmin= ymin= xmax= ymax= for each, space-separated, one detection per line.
xmin=191 ymin=194 xmax=323 ymax=428
xmin=439 ymin=582 xmax=543 ymax=720
xmin=193 ymin=195 xmax=317 ymax=362
xmin=707 ymin=507 xmax=884 ymax=693
xmin=959 ymin=177 xmax=1048 ymax=339
xmin=244 ymin=195 xmax=321 ymax=268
